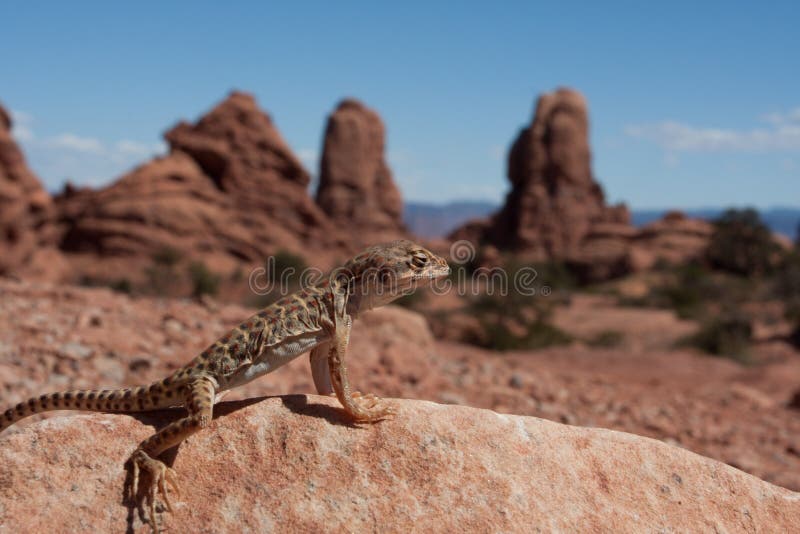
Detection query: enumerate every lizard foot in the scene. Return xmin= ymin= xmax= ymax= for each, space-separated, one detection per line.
xmin=351 ymin=393 xmax=397 ymax=423
xmin=326 ymin=391 xmax=376 ymax=400
xmin=130 ymin=450 xmax=180 ymax=532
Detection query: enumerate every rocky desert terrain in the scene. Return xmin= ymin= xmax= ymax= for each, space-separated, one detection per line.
xmin=1 ymin=279 xmax=799 ymax=531
xmin=1 ymin=279 xmax=798 ymax=490
xmin=2 ymin=85 xmax=799 ymax=531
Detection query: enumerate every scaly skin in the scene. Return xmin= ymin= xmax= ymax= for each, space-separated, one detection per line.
xmin=0 ymin=240 xmax=450 ymax=532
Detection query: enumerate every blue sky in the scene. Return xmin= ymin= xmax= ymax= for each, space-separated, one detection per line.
xmin=1 ymin=1 xmax=798 ymax=209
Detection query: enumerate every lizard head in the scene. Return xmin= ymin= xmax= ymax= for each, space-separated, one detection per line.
xmin=339 ymin=240 xmax=450 ymax=310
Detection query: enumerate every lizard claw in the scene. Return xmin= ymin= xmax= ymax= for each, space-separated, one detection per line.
xmin=353 ymin=394 xmax=397 ymax=423
xmin=130 ymin=450 xmax=180 ymax=532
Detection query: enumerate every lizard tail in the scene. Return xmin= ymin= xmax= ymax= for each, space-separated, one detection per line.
xmin=1 ymin=382 xmax=178 ymax=433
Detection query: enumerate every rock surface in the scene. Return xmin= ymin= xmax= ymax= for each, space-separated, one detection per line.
xmin=630 ymin=210 xmax=714 ymax=270
xmin=1 ymin=396 xmax=798 ymax=533
xmin=2 ymin=279 xmax=800 ymax=492
xmin=316 ymin=99 xmax=405 ymax=243
xmin=53 ymin=92 xmax=348 ymax=284
xmin=0 ymin=103 xmax=54 ymax=275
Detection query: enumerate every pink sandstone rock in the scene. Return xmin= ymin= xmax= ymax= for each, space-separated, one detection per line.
xmin=456 ymin=88 xmax=629 ymax=260
xmin=0 ymin=396 xmax=797 ymax=532
xmin=0 ymin=103 xmax=54 ymax=275
xmin=52 ymin=91 xmax=349 ymax=285
xmin=316 ymin=99 xmax=406 ymax=245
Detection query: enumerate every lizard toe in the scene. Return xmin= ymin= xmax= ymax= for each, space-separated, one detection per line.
xmin=129 ymin=450 xmax=180 ymax=532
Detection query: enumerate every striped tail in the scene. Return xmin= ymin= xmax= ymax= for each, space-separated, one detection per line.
xmin=1 ymin=384 xmax=176 ymax=433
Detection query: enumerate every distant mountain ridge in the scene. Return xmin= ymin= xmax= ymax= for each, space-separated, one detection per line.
xmin=404 ymin=201 xmax=497 ymax=239
xmin=405 ymin=202 xmax=800 ymax=240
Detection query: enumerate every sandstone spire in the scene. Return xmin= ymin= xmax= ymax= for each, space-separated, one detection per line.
xmin=316 ymin=99 xmax=405 ymax=237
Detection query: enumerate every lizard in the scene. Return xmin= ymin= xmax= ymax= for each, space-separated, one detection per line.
xmin=0 ymin=239 xmax=450 ymax=531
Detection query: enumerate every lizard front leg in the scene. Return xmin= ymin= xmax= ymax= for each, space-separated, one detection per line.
xmin=311 ymin=342 xmax=375 ymax=400
xmin=324 ymin=311 xmax=395 ymax=423
xmin=309 ymin=342 xmax=334 ymax=395
xmin=129 ymin=376 xmax=216 ymax=532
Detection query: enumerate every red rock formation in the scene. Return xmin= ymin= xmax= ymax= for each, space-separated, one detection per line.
xmin=483 ymin=88 xmax=629 ymax=258
xmin=0 ymin=104 xmax=54 ymax=274
xmin=447 ymin=88 xmax=634 ymax=281
xmin=54 ymin=92 xmax=348 ymax=283
xmin=630 ymin=211 xmax=714 ymax=271
xmin=316 ymin=99 xmax=405 ymax=243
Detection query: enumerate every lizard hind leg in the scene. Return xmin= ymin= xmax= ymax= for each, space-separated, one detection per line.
xmin=128 ymin=376 xmax=216 ymax=532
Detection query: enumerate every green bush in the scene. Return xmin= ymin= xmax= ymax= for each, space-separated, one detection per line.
xmin=771 ymin=250 xmax=800 ymax=344
xmin=145 ymin=265 xmax=172 ymax=294
xmin=655 ymin=263 xmax=723 ymax=319
xmin=109 ymin=278 xmax=132 ymax=294
xmin=618 ymin=263 xmax=751 ymax=321
xmin=394 ymin=290 xmax=426 ymax=309
xmin=587 ymin=329 xmax=624 ymax=348
xmin=684 ymin=313 xmax=752 ymax=363
xmin=466 ymin=260 xmax=571 ymax=351
xmin=188 ymin=261 xmax=220 ymax=298
xmin=774 ymin=251 xmax=800 ymax=301
xmin=269 ymin=250 xmax=308 ymax=283
xmin=152 ymin=246 xmax=182 ymax=267
xmin=248 ymin=250 xmax=309 ymax=306
xmin=476 ymin=319 xmax=572 ymax=351
xmin=144 ymin=246 xmax=183 ymax=294
xmin=707 ymin=208 xmax=777 ymax=276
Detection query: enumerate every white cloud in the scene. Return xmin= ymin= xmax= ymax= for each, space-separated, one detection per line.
xmin=297 ymin=148 xmax=318 ymax=169
xmin=489 ymin=145 xmax=505 ymax=161
xmin=663 ymin=152 xmax=680 ymax=168
xmin=625 ymin=107 xmax=800 ymax=152
xmin=387 ymin=148 xmax=411 ymax=165
xmin=115 ymin=139 xmax=167 ymax=156
xmin=48 ymin=133 xmax=105 ymax=154
xmin=7 ymin=111 xmax=167 ymax=190
xmin=10 ymin=109 xmax=35 ymax=141
xmin=760 ymin=108 xmax=800 ymax=126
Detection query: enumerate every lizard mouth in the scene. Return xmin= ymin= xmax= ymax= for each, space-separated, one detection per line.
xmin=412 ymin=266 xmax=451 ymax=281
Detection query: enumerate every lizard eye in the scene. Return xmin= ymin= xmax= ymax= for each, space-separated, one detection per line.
xmin=411 ymin=254 xmax=428 ymax=268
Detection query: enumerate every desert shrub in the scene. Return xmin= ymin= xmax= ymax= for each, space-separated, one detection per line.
xmin=465 ymin=261 xmax=571 ymax=351
xmin=152 ymin=246 xmax=182 ymax=267
xmin=247 ymin=250 xmax=310 ymax=307
xmin=530 ymin=261 xmax=577 ymax=291
xmin=394 ymin=290 xmax=426 ymax=309
xmin=145 ymin=246 xmax=183 ymax=294
xmin=587 ymin=329 xmax=624 ymax=348
xmin=653 ymin=263 xmax=718 ymax=319
xmin=707 ymin=208 xmax=777 ymax=276
xmin=795 ymin=221 xmax=800 ymax=248
xmin=518 ymin=320 xmax=573 ymax=349
xmin=109 ymin=278 xmax=132 ymax=294
xmin=268 ymin=250 xmax=308 ymax=283
xmin=684 ymin=313 xmax=752 ymax=363
xmin=619 ymin=263 xmax=751 ymax=320
xmin=771 ymin=250 xmax=800 ymax=341
xmin=145 ymin=265 xmax=174 ymax=294
xmin=774 ymin=251 xmax=800 ymax=300
xmin=230 ymin=267 xmax=245 ymax=284
xmin=77 ymin=275 xmax=101 ymax=287
xmin=476 ymin=318 xmax=572 ymax=351
xmin=188 ymin=261 xmax=220 ymax=298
